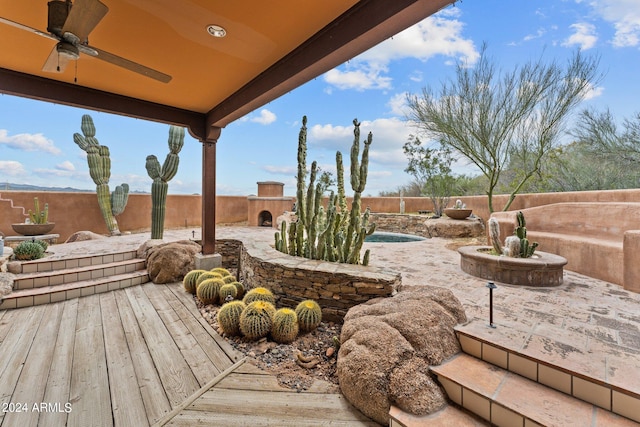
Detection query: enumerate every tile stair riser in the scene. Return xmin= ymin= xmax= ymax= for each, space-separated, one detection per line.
xmin=14 ymin=250 xmax=138 ymax=274
xmin=13 ymin=259 xmax=146 ymax=290
xmin=1 ymin=271 xmax=150 ymax=310
xmin=455 ymin=330 xmax=640 ymax=423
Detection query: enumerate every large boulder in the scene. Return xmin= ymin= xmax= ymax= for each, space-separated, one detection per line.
xmin=65 ymin=231 xmax=106 ymax=243
xmin=145 ymin=240 xmax=201 ymax=284
xmin=337 ymin=287 xmax=466 ymax=425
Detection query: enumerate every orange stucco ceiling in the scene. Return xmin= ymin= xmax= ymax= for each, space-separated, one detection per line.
xmin=0 ymin=0 xmax=455 ymax=138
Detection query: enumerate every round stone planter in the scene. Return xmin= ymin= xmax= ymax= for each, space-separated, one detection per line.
xmin=444 ymin=208 xmax=472 ymax=220
xmin=458 ymin=245 xmax=567 ymax=287
xmin=11 ymin=223 xmax=56 ymax=236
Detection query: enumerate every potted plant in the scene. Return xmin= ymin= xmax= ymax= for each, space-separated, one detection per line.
xmin=11 ymin=197 xmax=55 ymax=236
xmin=443 ymin=199 xmax=472 ymax=220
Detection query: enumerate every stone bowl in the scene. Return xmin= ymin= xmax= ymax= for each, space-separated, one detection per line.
xmin=444 ymin=208 xmax=472 ymax=220
xmin=11 ymin=223 xmax=56 ymax=236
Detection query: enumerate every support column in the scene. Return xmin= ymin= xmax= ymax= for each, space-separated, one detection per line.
xmin=201 ymin=127 xmax=221 ymax=255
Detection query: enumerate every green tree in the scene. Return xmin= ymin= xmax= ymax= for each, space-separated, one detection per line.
xmin=403 ymin=135 xmax=456 ymax=216
xmin=406 ymin=45 xmax=601 ymax=213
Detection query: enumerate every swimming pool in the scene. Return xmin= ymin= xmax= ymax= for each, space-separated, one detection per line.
xmin=364 ymin=232 xmax=426 ymax=243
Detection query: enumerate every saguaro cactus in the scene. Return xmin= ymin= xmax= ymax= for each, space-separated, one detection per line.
xmin=73 ymin=114 xmax=129 ymax=235
xmin=146 ymin=126 xmax=185 ymax=239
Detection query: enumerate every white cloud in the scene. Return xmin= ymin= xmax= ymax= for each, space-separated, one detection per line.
xmin=0 ymin=160 xmax=26 ymax=176
xmin=0 ymin=129 xmax=61 ymax=155
xmin=583 ymin=81 xmax=605 ymax=100
xmin=584 ymin=0 xmax=640 ymax=47
xmin=261 ymin=165 xmax=297 ymax=175
xmin=562 ymin=22 xmax=598 ymax=50
xmin=250 ymin=109 xmax=277 ymax=125
xmin=388 ymin=93 xmax=410 ymax=117
xmin=56 ymin=161 xmax=75 ymax=171
xmin=524 ymin=28 xmax=547 ymax=42
xmin=323 ymin=7 xmax=478 ymax=91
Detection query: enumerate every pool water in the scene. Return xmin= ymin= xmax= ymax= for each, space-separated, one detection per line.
xmin=364 ymin=232 xmax=426 ymax=243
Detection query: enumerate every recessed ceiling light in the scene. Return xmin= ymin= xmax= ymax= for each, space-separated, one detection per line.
xmin=206 ymin=25 xmax=226 ymax=38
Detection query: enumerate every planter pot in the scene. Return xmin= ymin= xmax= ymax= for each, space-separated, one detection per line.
xmin=458 ymin=245 xmax=567 ymax=287
xmin=444 ymin=208 xmax=472 ymax=220
xmin=11 ymin=223 xmax=56 ymax=236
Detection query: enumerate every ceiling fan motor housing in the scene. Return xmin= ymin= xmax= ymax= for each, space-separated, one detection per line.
xmin=47 ymin=0 xmax=70 ymax=36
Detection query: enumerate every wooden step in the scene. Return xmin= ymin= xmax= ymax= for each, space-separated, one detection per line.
xmin=0 ymin=270 xmax=149 ymax=310
xmin=430 ymin=353 xmax=638 ymax=427
xmin=12 ymin=249 xmax=138 ymax=274
xmin=455 ymin=326 xmax=640 ymax=423
xmin=13 ymin=259 xmax=146 ymax=290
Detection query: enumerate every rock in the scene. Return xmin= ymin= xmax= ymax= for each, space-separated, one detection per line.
xmin=326 ymin=347 xmax=335 ymax=358
xmin=276 ymin=211 xmax=297 ymax=229
xmin=0 ymin=272 xmax=14 ymax=300
xmin=65 ymin=231 xmax=106 ymax=243
xmin=337 ymin=287 xmax=466 ymax=425
xmin=145 ymin=240 xmax=201 ymax=284
xmin=136 ymin=239 xmax=165 ymax=259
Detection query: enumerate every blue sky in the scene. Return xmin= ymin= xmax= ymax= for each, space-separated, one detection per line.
xmin=1 ymin=0 xmax=639 ymax=196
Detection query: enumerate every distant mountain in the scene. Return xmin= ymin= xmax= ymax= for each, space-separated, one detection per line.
xmin=0 ymin=183 xmax=148 ymax=194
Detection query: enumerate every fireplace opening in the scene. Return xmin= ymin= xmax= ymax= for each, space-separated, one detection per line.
xmin=258 ymin=210 xmax=273 ymax=227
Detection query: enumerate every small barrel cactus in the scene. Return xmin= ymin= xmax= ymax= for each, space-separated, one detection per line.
xmin=211 ymin=267 xmax=231 ymax=277
xmin=217 ymin=301 xmax=246 ymax=336
xmin=295 ymin=299 xmax=322 ymax=332
xmin=222 ymin=275 xmax=237 ymax=284
xmin=183 ymin=269 xmax=207 ymax=294
xmin=230 ymin=281 xmax=245 ymax=299
xmin=243 ymin=287 xmax=276 ymax=305
xmin=219 ymin=283 xmax=238 ymax=303
xmin=13 ymin=241 xmax=45 ymax=261
xmin=196 ymin=278 xmax=225 ymax=305
xmin=34 ymin=239 xmax=48 ymax=251
xmin=195 ymin=271 xmax=222 ymax=288
xmin=240 ymin=301 xmax=276 ymax=340
xmin=271 ymin=308 xmax=299 ymax=344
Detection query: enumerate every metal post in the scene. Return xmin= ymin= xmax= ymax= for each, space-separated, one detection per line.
xmin=487 ymin=282 xmax=497 ymax=328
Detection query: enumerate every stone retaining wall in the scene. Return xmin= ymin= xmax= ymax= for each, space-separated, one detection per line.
xmin=370 ymin=213 xmax=485 ymax=238
xmin=222 ymin=238 xmax=401 ymax=323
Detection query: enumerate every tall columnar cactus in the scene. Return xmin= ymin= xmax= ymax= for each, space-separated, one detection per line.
xmin=73 ymin=114 xmax=129 ymax=235
xmin=274 ymin=116 xmax=375 ymax=265
xmin=515 ymin=211 xmax=539 ymax=258
xmin=28 ymin=197 xmax=49 ymax=224
xmin=146 ymin=126 xmax=185 ymax=239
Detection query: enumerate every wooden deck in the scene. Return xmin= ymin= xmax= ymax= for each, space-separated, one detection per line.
xmin=0 ymin=282 xmax=376 ymax=427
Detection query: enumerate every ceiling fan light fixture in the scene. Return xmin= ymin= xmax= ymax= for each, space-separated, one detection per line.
xmin=57 ymin=42 xmax=79 ymax=59
xmin=206 ymin=24 xmax=226 ymax=38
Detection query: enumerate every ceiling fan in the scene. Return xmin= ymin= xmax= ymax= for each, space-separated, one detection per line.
xmin=0 ymin=0 xmax=171 ymax=83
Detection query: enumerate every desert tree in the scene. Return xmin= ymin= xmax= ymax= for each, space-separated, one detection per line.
xmin=406 ymin=45 xmax=602 ymax=213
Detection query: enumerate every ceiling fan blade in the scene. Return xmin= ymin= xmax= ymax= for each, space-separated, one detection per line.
xmin=91 ymin=47 xmax=172 ymax=83
xmin=42 ymin=46 xmax=70 ymax=73
xmin=62 ymin=0 xmax=108 ymax=42
xmin=0 ymin=16 xmax=59 ymax=42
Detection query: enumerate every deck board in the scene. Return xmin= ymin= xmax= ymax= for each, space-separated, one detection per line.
xmin=113 ymin=290 xmax=171 ymax=425
xmin=141 ymin=284 xmax=222 ymax=386
xmin=124 ymin=286 xmax=200 ymax=407
xmin=39 ymin=298 xmax=78 ymax=427
xmin=2 ymin=303 xmax=63 ymax=427
xmin=0 ymin=305 xmax=46 ymax=426
xmin=100 ymin=292 xmax=149 ymax=427
xmin=68 ymin=294 xmax=112 ymax=427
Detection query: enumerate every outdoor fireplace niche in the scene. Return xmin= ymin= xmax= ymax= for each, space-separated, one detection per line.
xmin=258 ymin=210 xmax=273 ymax=227
xmin=247 ymin=181 xmax=294 ymax=228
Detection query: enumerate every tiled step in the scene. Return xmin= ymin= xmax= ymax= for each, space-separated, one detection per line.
xmin=431 ymin=353 xmax=638 ymax=427
xmin=12 ymin=249 xmax=139 ymax=274
xmin=389 ymin=403 xmax=488 ymax=426
xmin=455 ymin=326 xmax=640 ymax=423
xmin=13 ymin=259 xmax=146 ymax=290
xmin=0 ymin=270 xmax=149 ymax=310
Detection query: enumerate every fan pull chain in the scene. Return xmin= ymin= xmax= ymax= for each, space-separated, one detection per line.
xmin=74 ymin=60 xmax=78 ymax=83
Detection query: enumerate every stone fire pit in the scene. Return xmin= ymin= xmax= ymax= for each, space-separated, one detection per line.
xmin=458 ymin=245 xmax=567 ymax=287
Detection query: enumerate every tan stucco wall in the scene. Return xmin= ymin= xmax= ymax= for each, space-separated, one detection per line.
xmin=3 ymin=188 xmax=640 ymax=243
